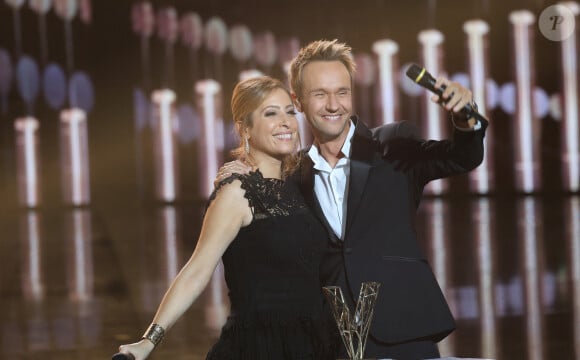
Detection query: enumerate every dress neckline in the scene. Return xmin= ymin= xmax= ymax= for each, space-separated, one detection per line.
xmin=251 ymin=168 xmax=284 ymax=183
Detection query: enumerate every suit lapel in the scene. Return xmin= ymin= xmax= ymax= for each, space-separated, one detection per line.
xmin=345 ymin=119 xmax=376 ymax=237
xmin=298 ymin=154 xmax=339 ymax=242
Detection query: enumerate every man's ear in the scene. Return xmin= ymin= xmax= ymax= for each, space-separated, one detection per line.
xmin=292 ymin=92 xmax=302 ymax=112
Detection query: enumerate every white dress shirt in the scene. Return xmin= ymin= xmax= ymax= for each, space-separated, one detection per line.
xmin=307 ymin=121 xmax=356 ymax=240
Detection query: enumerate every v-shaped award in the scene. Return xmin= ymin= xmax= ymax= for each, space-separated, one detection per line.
xmin=323 ymin=282 xmax=380 ymax=360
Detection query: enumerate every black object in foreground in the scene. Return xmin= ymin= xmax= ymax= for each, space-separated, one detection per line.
xmin=112 ymin=353 xmax=135 ymax=360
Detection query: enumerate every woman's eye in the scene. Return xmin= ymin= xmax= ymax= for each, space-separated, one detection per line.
xmin=287 ymin=110 xmax=297 ymax=115
xmin=265 ymin=111 xmax=276 ymax=117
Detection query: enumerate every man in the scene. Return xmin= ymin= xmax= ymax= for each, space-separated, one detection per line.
xmin=218 ymin=39 xmax=488 ymax=359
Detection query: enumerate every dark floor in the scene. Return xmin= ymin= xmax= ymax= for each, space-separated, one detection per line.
xmin=0 ymin=191 xmax=578 ymax=360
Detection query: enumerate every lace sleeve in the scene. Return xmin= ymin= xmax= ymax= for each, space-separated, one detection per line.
xmin=207 ymin=173 xmax=258 ymax=215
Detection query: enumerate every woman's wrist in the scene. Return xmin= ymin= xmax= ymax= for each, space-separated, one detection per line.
xmin=142 ymin=323 xmax=165 ymax=347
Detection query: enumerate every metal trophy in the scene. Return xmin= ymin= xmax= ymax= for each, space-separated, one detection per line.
xmin=323 ymin=282 xmax=380 ymax=360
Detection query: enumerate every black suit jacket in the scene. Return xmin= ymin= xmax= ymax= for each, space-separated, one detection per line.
xmin=296 ymin=116 xmax=488 ymax=344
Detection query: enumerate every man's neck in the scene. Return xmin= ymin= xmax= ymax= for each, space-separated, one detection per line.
xmin=316 ymin=141 xmax=345 ymax=169
xmin=313 ymin=120 xmax=353 ymax=169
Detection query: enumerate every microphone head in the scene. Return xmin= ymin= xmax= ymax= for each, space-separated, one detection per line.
xmin=405 ymin=64 xmax=423 ymax=81
xmin=405 ymin=63 xmax=436 ymax=91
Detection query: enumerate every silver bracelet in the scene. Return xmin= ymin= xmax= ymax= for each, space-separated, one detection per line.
xmin=142 ymin=323 xmax=165 ymax=347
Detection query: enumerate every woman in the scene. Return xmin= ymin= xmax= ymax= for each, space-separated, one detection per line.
xmin=117 ymin=76 xmax=335 ymax=360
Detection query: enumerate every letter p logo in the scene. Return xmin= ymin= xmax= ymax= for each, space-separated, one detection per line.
xmin=539 ymin=4 xmax=577 ymax=42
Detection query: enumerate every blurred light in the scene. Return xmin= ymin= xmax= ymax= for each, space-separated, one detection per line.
xmin=533 ymin=87 xmax=550 ymax=119
xmin=229 ymin=24 xmax=253 ymax=62
xmin=60 ymin=108 xmax=91 ymax=206
xmin=180 ymin=12 xmax=203 ymax=49
xmin=372 ymin=39 xmax=399 ymax=125
xmin=510 ymin=10 xmax=541 ymax=193
xmin=65 ymin=209 xmax=93 ymax=301
xmin=486 ymin=78 xmax=499 ymax=110
xmin=177 ymin=103 xmax=200 ymax=144
xmin=205 ymin=17 xmax=228 ymax=56
xmin=20 ymin=211 xmax=44 ymax=301
xmin=519 ymin=197 xmax=544 ymax=360
xmin=151 ymin=89 xmax=179 ymax=202
xmin=399 ymin=62 xmax=424 ymax=97
xmin=238 ymin=69 xmax=264 ymax=82
xmin=559 ymin=2 xmax=580 ymax=192
xmin=195 ymin=80 xmax=223 ymax=198
xmin=463 ymin=19 xmax=494 ymax=195
xmin=549 ymin=93 xmax=562 ymax=120
xmin=473 ymin=198 xmax=498 ymax=358
xmin=566 ymin=196 xmax=580 ymax=359
xmin=418 ymin=29 xmax=447 ymax=195
xmin=450 ymin=72 xmax=470 ymax=88
xmin=499 ymin=82 xmax=517 ymax=115
xmin=14 ymin=117 xmax=41 ymax=208
xmin=254 ymin=31 xmax=277 ymax=68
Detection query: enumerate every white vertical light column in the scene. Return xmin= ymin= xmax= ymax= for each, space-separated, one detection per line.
xmin=65 ymin=208 xmax=93 ymax=301
xmin=60 ymin=108 xmax=90 ymax=206
xmin=565 ymin=196 xmax=580 ymax=359
xmin=418 ymin=30 xmax=447 ymax=195
xmin=559 ymin=2 xmax=580 ymax=192
xmin=14 ymin=117 xmax=41 ymax=208
xmin=473 ymin=198 xmax=498 ymax=359
xmin=195 ymin=80 xmax=223 ymax=198
xmin=20 ymin=210 xmax=44 ymax=301
xmin=464 ymin=20 xmax=494 ymax=194
xmin=372 ymin=39 xmax=399 ymax=125
xmin=151 ymin=89 xmax=179 ymax=202
xmin=518 ymin=197 xmax=544 ymax=360
xmin=509 ymin=11 xmax=540 ymax=193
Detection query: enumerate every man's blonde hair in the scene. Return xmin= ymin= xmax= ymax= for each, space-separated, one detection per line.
xmin=289 ymin=39 xmax=356 ymax=100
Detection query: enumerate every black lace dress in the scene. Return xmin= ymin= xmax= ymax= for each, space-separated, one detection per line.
xmin=205 ymin=170 xmax=336 ymax=360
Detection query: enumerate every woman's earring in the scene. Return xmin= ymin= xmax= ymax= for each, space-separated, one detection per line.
xmin=244 ymin=138 xmax=250 ymax=153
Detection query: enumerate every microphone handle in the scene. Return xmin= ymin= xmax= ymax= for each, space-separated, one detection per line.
xmin=112 ymin=353 xmax=135 ymax=360
xmin=430 ymin=83 xmax=484 ymax=122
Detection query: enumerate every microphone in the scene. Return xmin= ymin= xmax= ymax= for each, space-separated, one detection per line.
xmin=405 ymin=63 xmax=484 ymax=121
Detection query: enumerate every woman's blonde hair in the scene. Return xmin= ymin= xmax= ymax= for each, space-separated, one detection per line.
xmin=230 ymin=76 xmax=301 ymax=178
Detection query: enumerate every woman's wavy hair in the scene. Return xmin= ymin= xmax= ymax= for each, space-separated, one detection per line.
xmin=230 ymin=76 xmax=301 ymax=178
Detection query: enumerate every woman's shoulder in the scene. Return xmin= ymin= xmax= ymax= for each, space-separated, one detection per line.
xmin=211 ymin=174 xmax=248 ymax=202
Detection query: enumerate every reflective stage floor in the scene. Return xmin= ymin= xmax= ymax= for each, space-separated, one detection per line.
xmin=1 ymin=194 xmax=578 ymax=360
